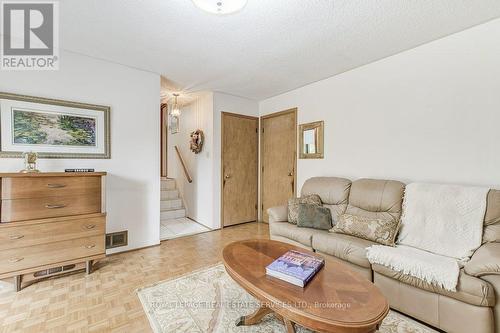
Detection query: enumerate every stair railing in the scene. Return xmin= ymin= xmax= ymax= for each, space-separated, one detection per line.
xmin=174 ymin=146 xmax=193 ymax=183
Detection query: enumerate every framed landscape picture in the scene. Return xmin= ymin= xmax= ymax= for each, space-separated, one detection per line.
xmin=0 ymin=92 xmax=110 ymax=158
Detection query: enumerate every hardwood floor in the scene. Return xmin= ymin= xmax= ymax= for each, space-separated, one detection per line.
xmin=0 ymin=222 xmax=270 ymax=333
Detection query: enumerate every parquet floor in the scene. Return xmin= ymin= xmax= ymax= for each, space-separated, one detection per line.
xmin=0 ymin=222 xmax=270 ymax=333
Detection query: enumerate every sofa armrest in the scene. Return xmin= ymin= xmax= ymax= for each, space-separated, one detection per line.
xmin=465 ymin=242 xmax=500 ymax=277
xmin=267 ymin=205 xmax=288 ymax=223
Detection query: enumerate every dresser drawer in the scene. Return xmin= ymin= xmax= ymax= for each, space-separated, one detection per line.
xmin=1 ymin=195 xmax=101 ymax=222
xmin=0 ymin=235 xmax=104 ymax=275
xmin=0 ymin=216 xmax=105 ymax=251
xmin=1 ymin=176 xmax=101 ymax=200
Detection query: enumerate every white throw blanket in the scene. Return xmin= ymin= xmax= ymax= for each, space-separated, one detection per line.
xmin=367 ymin=183 xmax=489 ymax=291
xmin=367 ymin=245 xmax=461 ymax=291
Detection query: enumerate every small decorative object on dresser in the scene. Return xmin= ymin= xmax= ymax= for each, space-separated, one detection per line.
xmin=65 ymin=168 xmax=95 ymax=172
xmin=0 ymin=172 xmax=107 ymax=291
xmin=189 ymin=129 xmax=204 ymax=154
xmin=20 ymin=151 xmax=40 ymax=173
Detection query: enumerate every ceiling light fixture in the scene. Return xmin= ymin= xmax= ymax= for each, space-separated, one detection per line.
xmin=192 ymin=0 xmax=247 ymax=15
xmin=170 ymin=93 xmax=181 ymax=117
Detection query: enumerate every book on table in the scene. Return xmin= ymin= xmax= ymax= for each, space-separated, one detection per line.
xmin=266 ymin=250 xmax=325 ymax=287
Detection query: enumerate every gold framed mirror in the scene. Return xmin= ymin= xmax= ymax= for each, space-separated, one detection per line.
xmin=299 ymin=121 xmax=324 ymax=159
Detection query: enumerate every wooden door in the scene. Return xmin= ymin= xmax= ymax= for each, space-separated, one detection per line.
xmin=222 ymin=112 xmax=259 ymax=227
xmin=261 ymin=109 xmax=297 ymax=222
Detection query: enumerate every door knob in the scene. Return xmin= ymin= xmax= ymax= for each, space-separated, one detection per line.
xmin=288 ymin=172 xmax=294 ymax=177
xmin=224 ymin=174 xmax=231 ymax=179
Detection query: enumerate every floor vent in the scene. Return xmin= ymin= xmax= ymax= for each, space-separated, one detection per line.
xmin=106 ymin=231 xmax=128 ymax=249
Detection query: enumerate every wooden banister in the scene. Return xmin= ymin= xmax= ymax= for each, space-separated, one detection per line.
xmin=174 ymin=146 xmax=193 ymax=183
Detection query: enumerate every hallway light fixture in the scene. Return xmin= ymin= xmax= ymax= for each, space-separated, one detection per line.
xmin=170 ymin=93 xmax=181 ymax=117
xmin=192 ymin=0 xmax=247 ymax=15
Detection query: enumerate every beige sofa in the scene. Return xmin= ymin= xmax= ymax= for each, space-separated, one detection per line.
xmin=268 ymin=177 xmax=500 ymax=333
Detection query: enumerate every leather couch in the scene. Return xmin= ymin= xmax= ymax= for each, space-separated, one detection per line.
xmin=268 ymin=177 xmax=500 ymax=333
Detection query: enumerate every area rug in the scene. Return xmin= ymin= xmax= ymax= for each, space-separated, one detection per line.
xmin=137 ymin=264 xmax=437 ymax=333
xmin=0 ymin=280 xmax=12 ymax=294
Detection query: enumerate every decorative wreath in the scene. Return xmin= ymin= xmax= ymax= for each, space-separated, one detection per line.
xmin=190 ymin=129 xmax=204 ymax=154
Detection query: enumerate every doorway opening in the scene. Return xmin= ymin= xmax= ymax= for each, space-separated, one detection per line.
xmin=159 ymin=85 xmax=212 ymax=240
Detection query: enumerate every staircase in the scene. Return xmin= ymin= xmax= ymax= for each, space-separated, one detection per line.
xmin=161 ymin=179 xmax=186 ymax=221
xmin=160 ymin=178 xmax=210 ymax=240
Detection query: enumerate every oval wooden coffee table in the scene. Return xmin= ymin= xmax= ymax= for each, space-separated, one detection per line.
xmin=222 ymin=239 xmax=389 ymax=333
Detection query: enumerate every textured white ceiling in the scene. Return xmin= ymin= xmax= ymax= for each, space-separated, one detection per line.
xmin=60 ymin=0 xmax=500 ymax=100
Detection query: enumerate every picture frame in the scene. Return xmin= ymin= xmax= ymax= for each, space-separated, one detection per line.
xmin=299 ymin=120 xmax=324 ymax=159
xmin=0 ymin=92 xmax=110 ymax=159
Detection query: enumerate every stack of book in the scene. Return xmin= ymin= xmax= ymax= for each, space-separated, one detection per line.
xmin=266 ymin=250 xmax=325 ymax=287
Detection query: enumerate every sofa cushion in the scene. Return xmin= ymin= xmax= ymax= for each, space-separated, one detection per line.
xmin=267 ymin=205 xmax=288 ymax=223
xmin=373 ymin=264 xmax=495 ymax=307
xmin=287 ymin=194 xmax=322 ymax=224
xmin=332 ymin=213 xmax=399 ymax=246
xmin=270 ymin=235 xmax=312 ymax=250
xmin=483 ymin=189 xmax=500 ymax=243
xmin=297 ymin=204 xmax=332 ymax=230
xmin=465 ymin=242 xmax=500 ymax=277
xmin=269 ymin=222 xmax=327 ymax=248
xmin=301 ymin=177 xmax=351 ymax=223
xmin=346 ymin=178 xmax=405 ymax=223
xmin=312 ymin=232 xmax=376 ymax=268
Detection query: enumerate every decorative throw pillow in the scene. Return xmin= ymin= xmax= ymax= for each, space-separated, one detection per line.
xmin=288 ymin=194 xmax=322 ymax=224
xmin=297 ymin=204 xmax=333 ymax=230
xmin=331 ymin=214 xmax=400 ymax=246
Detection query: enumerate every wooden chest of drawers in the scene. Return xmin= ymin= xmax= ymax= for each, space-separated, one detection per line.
xmin=0 ymin=172 xmax=106 ymax=291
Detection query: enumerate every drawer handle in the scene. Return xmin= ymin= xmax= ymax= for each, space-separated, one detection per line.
xmin=8 ymin=257 xmax=24 ymax=263
xmin=47 ymin=183 xmax=67 ymax=188
xmin=9 ymin=234 xmax=24 ymax=240
xmin=85 ymin=244 xmax=96 ymax=249
xmin=45 ymin=204 xmax=67 ymax=209
xmin=85 ymin=224 xmax=96 ymax=230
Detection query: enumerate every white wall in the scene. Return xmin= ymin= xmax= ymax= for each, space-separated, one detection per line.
xmin=0 ymin=51 xmax=161 ymax=254
xmin=167 ymin=92 xmax=214 ymax=228
xmin=213 ymin=92 xmax=259 ymax=227
xmin=259 ymin=18 xmax=500 ymax=191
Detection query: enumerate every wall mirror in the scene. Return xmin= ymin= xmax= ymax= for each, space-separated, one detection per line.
xmin=299 ymin=121 xmax=324 ymax=159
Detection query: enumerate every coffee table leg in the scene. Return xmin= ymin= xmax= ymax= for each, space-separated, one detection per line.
xmin=284 ymin=318 xmax=296 ymax=333
xmin=235 ymin=305 xmax=273 ymax=326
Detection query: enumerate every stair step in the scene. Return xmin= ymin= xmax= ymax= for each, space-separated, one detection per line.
xmin=161 ymin=208 xmax=186 ymax=220
xmin=161 ymin=179 xmax=176 ymax=190
xmin=161 ymin=198 xmax=183 ymax=211
xmin=161 ymin=189 xmax=179 ymax=200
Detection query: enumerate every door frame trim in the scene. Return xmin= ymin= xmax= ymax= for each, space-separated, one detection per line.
xmin=221 ymin=111 xmax=259 ymax=228
xmin=259 ymin=108 xmax=298 ymax=222
xmin=160 ymin=103 xmax=168 ymax=179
